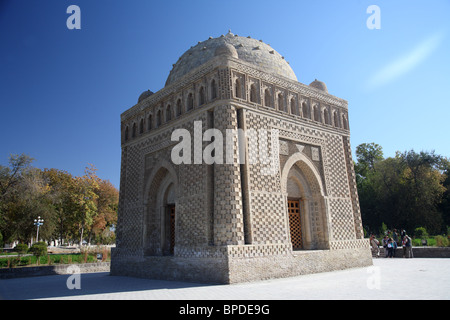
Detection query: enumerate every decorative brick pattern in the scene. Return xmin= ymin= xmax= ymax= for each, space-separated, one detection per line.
xmin=249 ymin=191 xmax=288 ymax=245
xmin=329 ymin=198 xmax=356 ymax=241
xmin=113 ymin=33 xmax=371 ymax=283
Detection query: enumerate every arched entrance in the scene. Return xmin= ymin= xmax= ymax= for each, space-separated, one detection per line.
xmin=143 ymin=162 xmax=178 ymax=256
xmin=163 ymin=183 xmax=176 ymax=255
xmin=281 ymin=152 xmax=330 ymax=250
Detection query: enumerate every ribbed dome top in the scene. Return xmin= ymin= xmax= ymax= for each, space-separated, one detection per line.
xmin=165 ymin=31 xmax=297 ymax=86
xmin=309 ymin=79 xmax=328 ymax=93
xmin=138 ymin=90 xmax=154 ymax=103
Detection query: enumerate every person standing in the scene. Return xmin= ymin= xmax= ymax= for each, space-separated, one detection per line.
xmin=393 ymin=229 xmax=399 ymax=246
xmin=370 ymin=234 xmax=380 ymax=258
xmin=387 ymin=238 xmax=394 ymax=258
xmin=382 ymin=236 xmax=389 ymax=258
xmin=402 ymin=236 xmax=407 ymax=258
xmin=405 ymin=234 xmax=413 ymax=258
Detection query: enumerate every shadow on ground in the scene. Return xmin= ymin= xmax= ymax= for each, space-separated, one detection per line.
xmin=0 ymin=272 xmax=211 ymax=300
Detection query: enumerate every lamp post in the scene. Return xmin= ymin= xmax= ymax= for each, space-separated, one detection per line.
xmin=34 ymin=216 xmax=44 ymax=243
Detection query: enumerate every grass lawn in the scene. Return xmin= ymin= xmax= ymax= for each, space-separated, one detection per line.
xmin=0 ymin=253 xmax=109 ymax=268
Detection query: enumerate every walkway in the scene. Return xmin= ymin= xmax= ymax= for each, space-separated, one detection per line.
xmin=0 ymin=258 xmax=448 ymax=300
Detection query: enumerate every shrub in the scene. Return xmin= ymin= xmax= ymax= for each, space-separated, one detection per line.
xmin=14 ymin=243 xmax=28 ymax=255
xmin=29 ymin=242 xmax=47 ymax=262
xmin=380 ymin=222 xmax=387 ymax=235
xmin=435 ymin=235 xmax=449 ymax=247
xmin=414 ymin=227 xmax=428 ymax=239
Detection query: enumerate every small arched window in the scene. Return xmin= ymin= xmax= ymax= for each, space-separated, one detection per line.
xmin=156 ymin=110 xmax=162 ymax=127
xmin=176 ymin=99 xmax=182 ymax=117
xmin=132 ymin=123 xmax=137 ymax=138
xmin=148 ymin=115 xmax=152 ymax=131
xmin=323 ymin=109 xmax=330 ymax=125
xmin=290 ymin=98 xmax=297 ymax=115
xmin=334 ymin=111 xmax=340 ymax=128
xmin=278 ymin=94 xmax=284 ymax=111
xmin=302 ymin=102 xmax=309 ymax=119
xmin=342 ymin=115 xmax=348 ymax=130
xmin=210 ymin=79 xmax=217 ymax=100
xmin=124 ymin=126 xmax=129 ymax=141
xmin=313 ymin=106 xmax=320 ymax=122
xmin=264 ymin=89 xmax=272 ymax=107
xmin=235 ymin=79 xmax=242 ymax=98
xmin=187 ymin=93 xmax=194 ymax=111
xmin=139 ymin=118 xmax=144 ymax=134
xmin=250 ymin=84 xmax=258 ymax=103
xmin=199 ymin=87 xmax=205 ymax=106
xmin=166 ymin=105 xmax=172 ymax=122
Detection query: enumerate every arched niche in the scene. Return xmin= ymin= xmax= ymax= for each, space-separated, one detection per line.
xmin=281 ymin=152 xmax=330 ymax=250
xmin=143 ymin=161 xmax=178 ymax=256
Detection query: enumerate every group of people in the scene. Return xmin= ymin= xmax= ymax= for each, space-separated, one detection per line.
xmin=370 ymin=229 xmax=414 ymax=258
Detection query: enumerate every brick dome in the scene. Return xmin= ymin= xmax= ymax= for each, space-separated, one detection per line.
xmin=165 ymin=31 xmax=297 ymax=86
xmin=138 ymin=89 xmax=154 ymax=103
xmin=309 ymin=79 xmax=328 ymax=93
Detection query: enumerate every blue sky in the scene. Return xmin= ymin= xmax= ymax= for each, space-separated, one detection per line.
xmin=1 ymin=0 xmax=449 ymax=188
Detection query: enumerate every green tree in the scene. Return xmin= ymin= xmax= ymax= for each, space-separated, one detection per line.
xmin=355 ymin=143 xmax=384 ymax=233
xmin=1 ymin=166 xmax=54 ymax=244
xmin=29 ymin=241 xmax=47 ymax=264
xmin=0 ymin=153 xmax=118 ymax=246
xmin=398 ymin=150 xmax=445 ymax=234
xmin=355 ymin=144 xmax=448 ymax=235
xmin=439 ymin=163 xmax=450 ymax=230
xmin=72 ymin=164 xmax=99 ymax=246
xmin=0 ymin=154 xmax=34 ymax=200
xmin=91 ymin=179 xmax=118 ymax=244
xmin=42 ymin=168 xmax=77 ymax=245
xmin=355 ymin=142 xmax=384 ymax=177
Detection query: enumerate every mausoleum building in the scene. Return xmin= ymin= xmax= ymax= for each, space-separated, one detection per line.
xmin=111 ymin=31 xmax=372 ymax=283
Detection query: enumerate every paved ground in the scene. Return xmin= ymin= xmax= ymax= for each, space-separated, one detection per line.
xmin=0 ymin=258 xmax=449 ymax=300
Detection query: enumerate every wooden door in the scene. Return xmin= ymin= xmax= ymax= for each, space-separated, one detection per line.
xmin=288 ymin=200 xmax=302 ymax=250
xmin=169 ymin=205 xmax=175 ymax=255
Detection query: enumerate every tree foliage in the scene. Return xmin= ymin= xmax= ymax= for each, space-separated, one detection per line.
xmin=355 ymin=144 xmax=449 ymax=235
xmin=0 ymin=154 xmax=118 ymax=246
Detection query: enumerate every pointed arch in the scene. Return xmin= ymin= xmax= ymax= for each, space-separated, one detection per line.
xmin=235 ymin=78 xmax=242 ymax=98
xmin=210 ymin=79 xmax=217 ymax=100
xmin=176 ymin=99 xmax=182 ymax=117
xmin=132 ymin=123 xmax=137 ymax=138
xmin=250 ymin=84 xmax=258 ymax=103
xmin=264 ymin=89 xmax=272 ymax=107
xmin=187 ymin=92 xmax=194 ymax=111
xmin=333 ymin=111 xmax=340 ymax=128
xmin=281 ymin=152 xmax=329 ymax=250
xmin=143 ymin=160 xmax=179 ymax=256
xmin=199 ymin=86 xmax=206 ymax=106
xmin=302 ymin=102 xmax=309 ymax=119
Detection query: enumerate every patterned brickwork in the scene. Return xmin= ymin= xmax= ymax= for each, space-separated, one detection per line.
xmin=249 ymin=191 xmax=288 ymax=245
xmin=323 ymin=135 xmax=350 ymax=198
xmin=114 ymin=39 xmax=371 ymax=282
xmin=213 ymin=105 xmax=245 ymax=246
xmin=328 ymin=198 xmax=356 ymax=241
xmin=342 ymin=136 xmax=364 ymax=239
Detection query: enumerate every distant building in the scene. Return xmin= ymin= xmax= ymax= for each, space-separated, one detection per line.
xmin=111 ymin=31 xmax=372 ymax=283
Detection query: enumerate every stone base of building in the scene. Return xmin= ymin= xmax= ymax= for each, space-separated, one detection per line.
xmin=110 ymin=244 xmax=373 ymax=284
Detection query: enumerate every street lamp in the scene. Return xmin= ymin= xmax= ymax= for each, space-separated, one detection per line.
xmin=34 ymin=216 xmax=44 ymax=243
